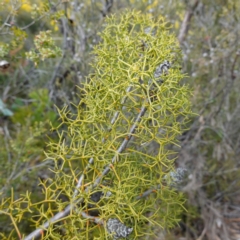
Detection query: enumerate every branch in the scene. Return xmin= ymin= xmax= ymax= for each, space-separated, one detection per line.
xmin=72 ymin=85 xmax=133 ymax=199
xmin=136 ymin=168 xmax=188 ymax=200
xmin=178 ymin=0 xmax=200 ymax=44
xmin=24 ymin=204 xmax=72 ymax=240
xmin=23 ymin=61 xmax=170 ymax=240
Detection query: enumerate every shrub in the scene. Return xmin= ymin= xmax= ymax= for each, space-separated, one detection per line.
xmin=0 ymin=11 xmax=192 ymax=239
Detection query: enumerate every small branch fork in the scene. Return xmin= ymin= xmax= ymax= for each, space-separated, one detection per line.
xmin=23 ymin=63 xmax=169 ymax=240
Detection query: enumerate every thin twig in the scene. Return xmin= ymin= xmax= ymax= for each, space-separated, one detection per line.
xmin=178 ymin=0 xmax=200 ymax=44
xmin=136 ymin=185 xmax=160 ymax=200
xmin=24 ymin=204 xmax=72 ymax=240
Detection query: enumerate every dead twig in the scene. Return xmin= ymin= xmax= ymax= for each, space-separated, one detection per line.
xmin=178 ymin=0 xmax=200 ymax=44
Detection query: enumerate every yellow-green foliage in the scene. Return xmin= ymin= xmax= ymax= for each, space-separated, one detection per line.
xmin=0 ymin=11 xmax=192 ymax=239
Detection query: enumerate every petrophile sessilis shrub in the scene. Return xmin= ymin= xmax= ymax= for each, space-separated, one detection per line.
xmin=1 ymin=11 xmax=193 ymax=240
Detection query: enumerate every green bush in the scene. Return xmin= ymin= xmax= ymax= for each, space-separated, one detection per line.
xmin=0 ymin=10 xmax=192 ymax=239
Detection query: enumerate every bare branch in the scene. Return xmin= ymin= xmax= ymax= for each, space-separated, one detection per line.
xmin=178 ymin=0 xmax=200 ymax=44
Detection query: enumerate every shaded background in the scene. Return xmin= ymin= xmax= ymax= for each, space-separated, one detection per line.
xmin=0 ymin=0 xmax=240 ymax=239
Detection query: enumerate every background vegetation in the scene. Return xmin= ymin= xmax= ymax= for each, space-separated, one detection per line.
xmin=0 ymin=0 xmax=240 ymax=239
